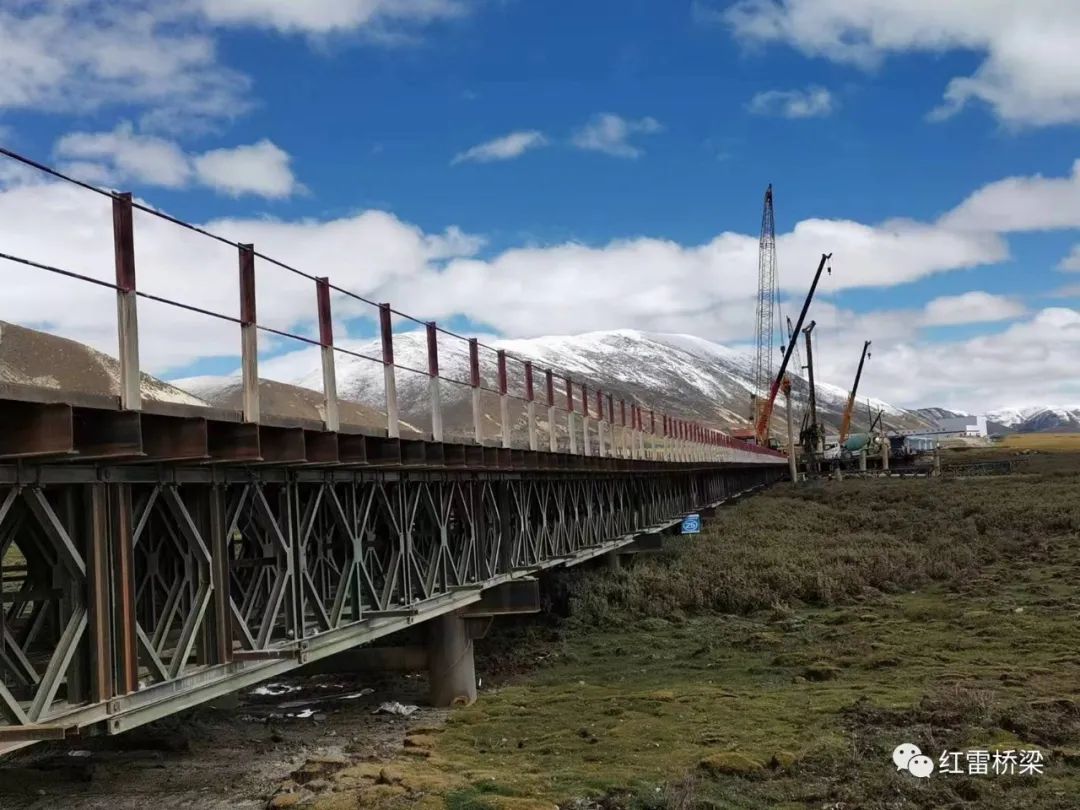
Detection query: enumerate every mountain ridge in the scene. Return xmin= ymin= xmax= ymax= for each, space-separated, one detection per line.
xmin=177 ymin=328 xmax=932 ymax=438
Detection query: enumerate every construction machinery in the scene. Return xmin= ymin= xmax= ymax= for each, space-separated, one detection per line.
xmin=754 ymin=253 xmax=832 ymax=445
xmin=838 ymin=340 xmax=872 ymax=446
xmin=799 ymin=320 xmax=825 ymax=469
xmin=751 ymin=185 xmax=778 ymax=436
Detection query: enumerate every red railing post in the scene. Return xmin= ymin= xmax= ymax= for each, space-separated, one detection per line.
xmin=379 ymin=303 xmax=399 ymax=438
xmin=317 ymin=278 xmax=339 ymax=432
xmin=238 ymin=243 xmax=258 ymax=423
xmin=112 ymin=192 xmax=140 ymax=411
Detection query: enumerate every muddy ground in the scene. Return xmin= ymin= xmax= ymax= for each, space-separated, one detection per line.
xmin=0 ymin=671 xmax=446 ymax=809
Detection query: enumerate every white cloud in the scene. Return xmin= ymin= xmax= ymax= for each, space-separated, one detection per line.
xmin=748 ymin=86 xmax=834 ymax=118
xmin=1061 ymin=245 xmax=1080 ymax=271
xmin=55 ymin=123 xmax=192 ymax=188
xmin=452 ymin=131 xmax=548 ymax=165
xmin=0 ymin=179 xmax=483 ymax=373
xmin=192 ymin=140 xmax=300 ymax=198
xmin=53 ymin=124 xmax=301 ymax=199
xmin=0 ymin=173 xmax=1006 ymax=376
xmin=0 ymin=1 xmax=250 ymax=132
xmin=943 ymin=160 xmax=1080 ymax=232
xmin=197 ymin=0 xmax=466 ymax=35
xmin=571 ymin=114 xmax=663 ymax=159
xmin=829 ymin=308 xmax=1080 ymax=412
xmin=0 ymin=1 xmax=467 ymax=131
xmin=721 ymin=0 xmax=1080 ymax=127
xmin=921 ymin=291 xmax=1025 ymax=326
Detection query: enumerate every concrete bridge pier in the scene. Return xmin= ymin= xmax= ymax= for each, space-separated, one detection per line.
xmin=427 ymin=610 xmax=481 ymax=707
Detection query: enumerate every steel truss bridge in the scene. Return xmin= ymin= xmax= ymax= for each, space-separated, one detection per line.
xmin=0 ymin=147 xmax=787 ymax=751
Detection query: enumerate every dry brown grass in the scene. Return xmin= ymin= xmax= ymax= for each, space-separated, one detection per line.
xmin=569 ymin=474 xmax=1080 ymax=626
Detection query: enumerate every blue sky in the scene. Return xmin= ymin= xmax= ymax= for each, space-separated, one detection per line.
xmin=2 ymin=1 xmax=1080 ymax=412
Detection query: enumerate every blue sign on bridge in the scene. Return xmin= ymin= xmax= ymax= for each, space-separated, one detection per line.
xmin=681 ymin=513 xmax=701 ymax=534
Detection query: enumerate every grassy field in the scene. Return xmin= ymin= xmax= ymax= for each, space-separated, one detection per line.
xmin=1000 ymin=433 xmax=1080 ymax=452
xmin=289 ymin=470 xmax=1080 ymax=810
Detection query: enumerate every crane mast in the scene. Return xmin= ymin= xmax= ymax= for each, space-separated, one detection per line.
xmin=754 ymin=253 xmax=831 ymax=444
xmin=752 ymin=185 xmax=777 ymax=437
xmin=838 ymin=340 xmax=872 ymax=445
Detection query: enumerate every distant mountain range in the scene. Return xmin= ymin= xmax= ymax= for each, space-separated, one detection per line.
xmin=915 ymin=406 xmax=1080 ymax=435
xmin=177 ymin=329 xmax=932 ymax=439
xmin=8 ymin=319 xmax=1072 ymax=439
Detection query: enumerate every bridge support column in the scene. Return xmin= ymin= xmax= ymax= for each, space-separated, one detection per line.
xmin=881 ymin=437 xmax=889 ymax=471
xmin=568 ymin=412 xmax=578 ymax=454
xmin=583 ymin=416 xmax=591 ymax=456
xmin=858 ymin=450 xmax=867 ymax=472
xmin=428 ymin=610 xmax=478 ymax=707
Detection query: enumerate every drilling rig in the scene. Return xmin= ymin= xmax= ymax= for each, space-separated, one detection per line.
xmin=799 ymin=320 xmax=825 ymax=469
xmin=751 ymin=185 xmax=778 ymax=443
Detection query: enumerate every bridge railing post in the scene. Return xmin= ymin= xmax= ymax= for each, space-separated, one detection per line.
xmin=582 ymin=384 xmax=591 ymax=456
xmin=427 ymin=322 xmax=443 ymax=442
xmin=610 ymin=399 xmax=618 ymax=458
xmin=379 ymin=303 xmax=399 ymax=438
xmin=546 ymin=370 xmax=557 ymax=453
xmin=565 ymin=377 xmax=577 ymax=454
xmin=649 ymin=410 xmax=656 ymax=460
xmin=525 ymin=361 xmax=537 ymax=451
xmin=469 ymin=338 xmax=483 ymax=444
xmin=497 ymin=350 xmax=511 ymax=449
xmin=622 ymin=397 xmax=630 ymax=457
xmin=112 ymin=192 xmax=141 ymax=411
xmin=596 ymin=390 xmax=606 ymax=458
xmin=638 ymin=407 xmax=646 ymax=459
xmin=317 ymin=278 xmax=339 ymax=433
xmin=238 ymin=244 xmax=259 ymax=423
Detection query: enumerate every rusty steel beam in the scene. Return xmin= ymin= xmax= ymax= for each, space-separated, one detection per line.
xmin=0 ymin=400 xmax=74 ymax=459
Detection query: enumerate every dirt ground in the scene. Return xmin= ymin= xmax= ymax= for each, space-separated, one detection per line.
xmin=0 ymin=670 xmax=446 ymax=810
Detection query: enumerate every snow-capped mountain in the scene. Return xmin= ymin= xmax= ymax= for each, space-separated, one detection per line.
xmin=987 ymin=406 xmax=1080 ymax=433
xmin=177 ymin=328 xmax=931 ymax=438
